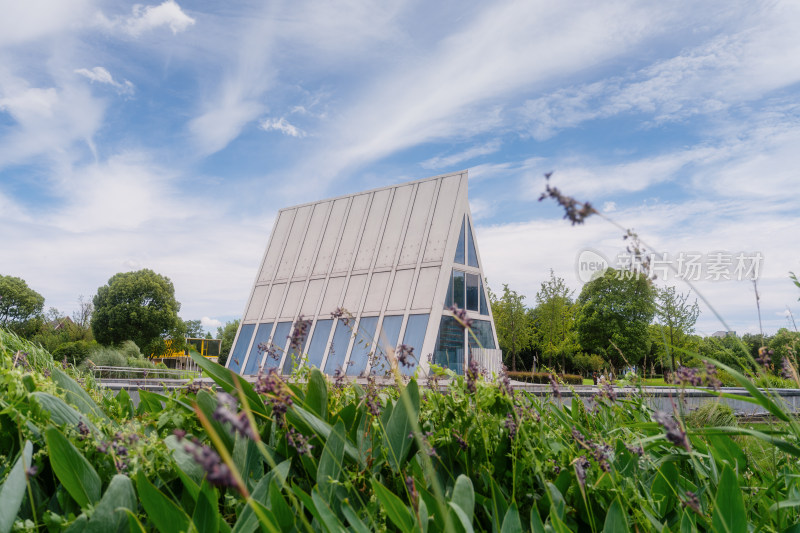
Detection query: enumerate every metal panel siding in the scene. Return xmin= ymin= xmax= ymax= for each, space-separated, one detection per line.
xmin=313 ymin=198 xmax=348 ymax=275
xmin=301 ymin=279 xmax=324 ymax=316
xmin=399 ymin=180 xmax=436 ymax=265
xmin=245 ymin=285 xmax=269 ymax=321
xmin=375 ymin=185 xmax=413 ymax=268
xmin=261 ymin=283 xmax=286 ymax=321
xmin=354 ymin=189 xmax=391 ymax=270
xmin=387 ymin=269 xmax=414 ymax=311
xmin=412 ymin=267 xmax=440 ymax=310
xmin=280 ymin=282 xmax=305 ymax=319
xmin=258 ymin=210 xmax=294 ymax=282
xmin=320 ymin=277 xmax=346 ymax=315
xmin=294 ymin=202 xmax=329 ymax=278
xmin=423 ymin=175 xmax=462 ymax=262
xmin=363 ymin=271 xmax=389 ymax=312
xmin=343 ymin=274 xmax=367 ymax=312
xmin=333 ymin=195 xmax=369 ymax=273
xmin=276 ymin=205 xmax=312 ymax=279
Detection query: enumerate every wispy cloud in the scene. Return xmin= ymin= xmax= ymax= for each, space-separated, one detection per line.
xmin=421 ymin=139 xmax=501 ymax=170
xmin=260 ymin=117 xmax=306 ymax=138
xmin=74 ymin=66 xmax=134 ymax=95
xmin=96 ymin=0 xmax=195 ymax=37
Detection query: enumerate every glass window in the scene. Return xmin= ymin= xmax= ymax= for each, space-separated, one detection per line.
xmin=434 ymin=315 xmax=465 ymax=375
xmin=267 ymin=322 xmax=292 ymax=370
xmin=228 ymin=324 xmax=255 ymax=374
xmin=305 ymin=319 xmax=333 ymax=369
xmin=466 ymin=273 xmax=479 ymax=312
xmin=453 ymin=270 xmax=465 ymax=309
xmin=346 ymin=316 xmax=378 ymax=376
xmin=453 ymin=218 xmax=465 ymax=264
xmin=282 ymin=320 xmax=312 ymax=375
xmin=466 ymin=219 xmax=478 ymax=267
xmin=479 ymin=278 xmax=488 ymax=316
xmin=400 ymin=314 xmax=429 ymax=375
xmin=468 ymin=320 xmax=496 ymax=350
xmin=324 ymin=319 xmax=352 ymax=374
xmin=443 ymin=269 xmax=453 ymax=309
xmin=244 ymin=322 xmax=274 ymax=375
xmin=372 ymin=315 xmax=403 ymax=374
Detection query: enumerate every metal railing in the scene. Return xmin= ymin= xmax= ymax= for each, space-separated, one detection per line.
xmin=89 ymin=366 xmax=200 ymax=382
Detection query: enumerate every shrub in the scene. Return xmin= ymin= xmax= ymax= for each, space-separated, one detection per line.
xmin=119 ymin=339 xmax=143 ymax=360
xmin=52 ymin=340 xmax=97 ymax=366
xmin=686 ymin=401 xmax=737 ymax=428
xmin=81 ymin=346 xmax=126 ymax=369
xmin=507 ymin=371 xmax=583 ymax=385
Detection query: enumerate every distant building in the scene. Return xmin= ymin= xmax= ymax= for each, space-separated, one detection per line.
xmin=711 ymin=330 xmax=736 ymax=338
xmin=226 ymin=170 xmax=499 ymax=377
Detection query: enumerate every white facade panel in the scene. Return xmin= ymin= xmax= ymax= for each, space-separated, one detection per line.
xmin=294 ymin=202 xmax=329 ymax=278
xmin=353 ymin=189 xmax=391 ymax=271
xmin=399 ymin=180 xmax=436 ymax=266
xmin=280 ymin=281 xmax=305 ymax=319
xmin=343 ymin=274 xmax=367 ymax=312
xmin=375 ymin=185 xmax=413 ymax=268
xmin=412 ymin=267 xmax=439 ymax=310
xmin=313 ymin=198 xmax=348 ymax=275
xmin=320 ymin=276 xmax=346 ymax=315
xmin=245 ymin=285 xmax=269 ymax=321
xmin=332 ymin=195 xmax=369 ymax=273
xmin=258 ymin=210 xmax=294 ymax=282
xmin=276 ymin=205 xmax=312 ymax=279
xmin=363 ymin=271 xmax=389 ymax=313
xmin=387 ymin=269 xmax=414 ymax=311
xmin=261 ymin=283 xmax=285 ymax=321
xmin=301 ymin=279 xmax=324 ymax=316
xmin=423 ymin=175 xmax=461 ymax=262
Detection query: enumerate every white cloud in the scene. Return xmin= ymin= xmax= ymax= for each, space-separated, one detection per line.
xmin=0 ymin=0 xmax=93 ymax=46
xmin=260 ymin=117 xmax=306 ymax=138
xmin=74 ymin=66 xmax=134 ymax=95
xmin=201 ymin=317 xmax=223 ymax=330
xmin=421 ymin=139 xmax=501 ymax=170
xmin=97 ymin=1 xmax=195 ymax=37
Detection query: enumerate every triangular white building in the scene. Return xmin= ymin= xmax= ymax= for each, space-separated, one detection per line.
xmin=226 ymin=170 xmax=499 ymax=376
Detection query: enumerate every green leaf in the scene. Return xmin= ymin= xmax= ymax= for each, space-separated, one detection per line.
xmin=137 ymin=389 xmax=165 ymax=414
xmin=84 ymin=475 xmax=137 ymax=533
xmin=318 ymin=420 xmax=346 ymax=501
xmin=451 ymin=475 xmax=475 ymax=522
xmin=33 ymin=392 xmax=97 ymax=432
xmin=115 ymin=388 xmax=135 ymax=418
xmin=268 ymin=481 xmax=294 ymax=530
xmin=500 ymin=504 xmax=522 ymax=533
xmin=311 ymin=487 xmax=346 ymax=533
xmin=305 ymin=368 xmax=328 ymax=420
xmin=232 ymin=459 xmax=291 ymax=533
xmin=419 ymin=497 xmax=429 ymax=533
xmin=198 ymin=390 xmax=235 ymax=451
xmin=680 ymin=511 xmax=694 ymax=533
xmin=712 ymin=465 xmax=746 ymax=533
xmin=341 ymin=499 xmax=371 ymax=533
xmin=288 ymin=405 xmax=360 ymax=465
xmin=382 ymin=379 xmax=420 ymax=472
xmin=449 ymin=502 xmax=475 ymax=533
xmin=45 ymin=427 xmax=101 ymax=508
xmin=603 ymin=498 xmax=630 ymax=533
xmin=372 ymin=478 xmax=415 ymax=531
xmin=135 ymin=470 xmax=191 ymax=533
xmin=193 ymin=484 xmax=220 ymax=533
xmin=0 ymin=440 xmax=32 ymax=533
xmin=529 ymin=505 xmax=545 ymax=533
xmin=704 ymin=359 xmax=790 ymax=422
xmin=190 ymin=351 xmax=269 ymax=419
xmin=51 ymin=367 xmax=110 ymax=422
xmin=165 ymin=434 xmax=205 ymax=487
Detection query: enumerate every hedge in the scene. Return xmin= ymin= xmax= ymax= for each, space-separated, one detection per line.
xmin=507 ymin=372 xmax=583 ymax=385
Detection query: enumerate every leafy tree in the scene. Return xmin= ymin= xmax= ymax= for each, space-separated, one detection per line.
xmin=770 ymin=328 xmax=800 ymax=364
xmin=490 ymin=284 xmax=534 ymax=372
xmin=72 ymin=294 xmax=94 ymax=336
xmin=575 ymin=268 xmax=656 ymax=371
xmin=183 ymin=319 xmax=205 ymax=338
xmin=91 ymin=269 xmax=183 ymax=357
xmin=216 ymin=319 xmax=240 ymax=367
xmin=0 ymin=275 xmax=45 ymax=336
xmin=532 ymin=270 xmax=579 ymax=373
xmin=653 ymin=285 xmax=700 ymax=372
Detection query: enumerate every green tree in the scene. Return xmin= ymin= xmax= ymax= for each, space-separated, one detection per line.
xmin=183 ymin=319 xmax=204 ymax=338
xmin=216 ymin=319 xmax=240 ymax=367
xmin=532 ymin=270 xmax=579 ymax=373
xmin=654 ymin=285 xmax=700 ymax=372
xmin=0 ymin=275 xmax=45 ymax=337
xmin=490 ymin=284 xmax=534 ymax=372
xmin=575 ymin=268 xmax=656 ymax=371
xmin=91 ymin=269 xmax=183 ymax=356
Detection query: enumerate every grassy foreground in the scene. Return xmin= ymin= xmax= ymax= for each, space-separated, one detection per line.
xmin=2 ymin=327 xmax=800 ymax=532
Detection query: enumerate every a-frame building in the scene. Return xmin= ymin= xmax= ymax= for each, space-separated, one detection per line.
xmin=226 ymin=170 xmax=500 ymax=377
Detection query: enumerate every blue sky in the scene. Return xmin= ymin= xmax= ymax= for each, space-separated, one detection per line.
xmin=1 ymin=0 xmax=798 ymax=336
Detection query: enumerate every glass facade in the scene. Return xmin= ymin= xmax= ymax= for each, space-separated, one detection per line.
xmin=266 ymin=322 xmax=292 ymax=370
xmin=324 ymin=319 xmax=352 ymax=374
xmin=305 ymin=319 xmax=332 ymax=369
xmin=452 ymin=270 xmax=465 ymax=308
xmin=400 ymin=314 xmax=429 ymax=374
xmin=373 ymin=314 xmax=403 ymax=373
xmin=229 ymin=323 xmax=255 ymax=374
xmin=454 ymin=218 xmax=465 ymax=264
xmin=244 ymin=322 xmax=274 ymax=375
xmin=467 ymin=219 xmax=478 ymax=267
xmin=466 ymin=273 xmax=480 ymax=311
xmin=347 ymin=316 xmax=378 ymax=376
xmin=468 ymin=319 xmax=496 ymax=350
xmin=434 ymin=316 xmax=464 ymax=374
xmin=480 ymin=278 xmax=488 ymax=315
xmin=282 ymin=322 xmax=312 ymax=374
